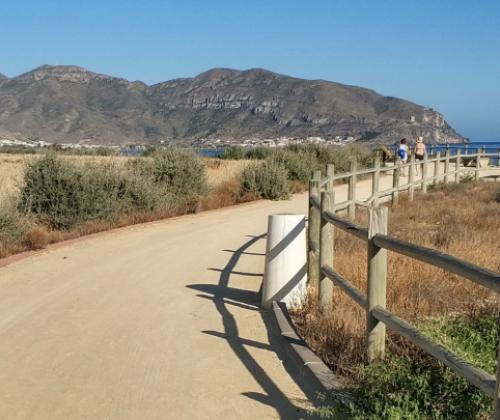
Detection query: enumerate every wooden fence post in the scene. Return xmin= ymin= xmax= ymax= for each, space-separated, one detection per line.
xmin=367 ymin=206 xmax=388 ymax=363
xmin=444 ymin=149 xmax=451 ymax=184
xmin=434 ymin=151 xmax=441 ymax=185
xmin=494 ymin=339 xmax=500 ymax=419
xmin=326 ymin=164 xmax=334 ymax=192
xmin=319 ymin=190 xmax=335 ymax=311
xmin=372 ymin=156 xmax=380 ymax=205
xmin=308 ymin=178 xmax=321 ymax=296
xmin=392 ymin=157 xmax=400 ymax=205
xmin=422 ymin=153 xmax=429 ymax=193
xmin=455 ymin=149 xmax=461 ymax=184
xmin=475 ymin=149 xmax=481 ymax=182
xmin=408 ymin=154 xmax=415 ymax=201
xmin=348 ymin=160 xmax=357 ymax=220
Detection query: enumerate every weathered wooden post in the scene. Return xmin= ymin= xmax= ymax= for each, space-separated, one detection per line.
xmin=494 ymin=339 xmax=500 ymax=419
xmin=475 ymin=149 xmax=481 ymax=182
xmin=434 ymin=151 xmax=441 ymax=184
xmin=347 ymin=160 xmax=357 ymax=220
xmin=308 ymin=176 xmax=321 ymax=296
xmin=454 ymin=149 xmax=461 ymax=184
xmin=392 ymin=157 xmax=400 ymax=205
xmin=408 ymin=154 xmax=415 ymax=201
xmin=422 ymin=152 xmax=429 ymax=193
xmin=326 ymin=164 xmax=334 ymax=192
xmin=367 ymin=206 xmax=388 ymax=362
xmin=444 ymin=149 xmax=451 ymax=184
xmin=372 ymin=156 xmax=380 ymax=205
xmin=319 ymin=190 xmax=334 ymax=311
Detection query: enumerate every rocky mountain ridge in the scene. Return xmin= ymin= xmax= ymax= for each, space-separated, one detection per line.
xmin=0 ymin=65 xmax=465 ymax=145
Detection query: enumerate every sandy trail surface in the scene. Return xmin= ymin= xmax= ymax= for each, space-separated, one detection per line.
xmin=0 ymin=167 xmax=494 ymax=420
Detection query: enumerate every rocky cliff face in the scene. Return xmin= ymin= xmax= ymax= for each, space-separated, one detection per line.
xmin=0 ymin=65 xmax=465 ymax=145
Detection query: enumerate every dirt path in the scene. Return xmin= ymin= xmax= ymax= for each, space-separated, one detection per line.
xmin=0 ymin=169 xmax=486 ymax=419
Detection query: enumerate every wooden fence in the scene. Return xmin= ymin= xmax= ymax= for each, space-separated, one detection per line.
xmin=306 ymin=149 xmax=500 ymax=418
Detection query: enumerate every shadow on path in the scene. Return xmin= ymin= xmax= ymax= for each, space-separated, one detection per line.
xmin=187 ymin=233 xmax=316 ymax=419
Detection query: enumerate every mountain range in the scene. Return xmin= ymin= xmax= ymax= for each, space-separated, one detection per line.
xmin=0 ymin=65 xmax=465 ymax=146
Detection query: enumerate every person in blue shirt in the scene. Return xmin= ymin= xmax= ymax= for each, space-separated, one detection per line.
xmin=397 ymin=138 xmax=409 ymax=175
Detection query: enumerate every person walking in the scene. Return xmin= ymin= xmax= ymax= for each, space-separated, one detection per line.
xmin=414 ymin=136 xmax=427 ymax=176
xmin=397 ymin=138 xmax=409 ymax=176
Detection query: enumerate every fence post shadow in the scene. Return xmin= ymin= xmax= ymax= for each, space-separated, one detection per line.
xmin=187 ymin=232 xmax=316 ymax=419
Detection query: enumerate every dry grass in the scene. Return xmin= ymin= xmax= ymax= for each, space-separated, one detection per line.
xmin=202 ymin=158 xmax=253 ymax=187
xmin=199 ymin=179 xmax=258 ymax=211
xmin=0 ymin=154 xmax=30 ymax=198
xmin=22 ymin=225 xmax=51 ymax=250
xmin=293 ymin=182 xmax=500 ymax=375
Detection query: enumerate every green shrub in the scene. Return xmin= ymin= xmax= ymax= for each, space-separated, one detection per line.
xmin=307 ymin=144 xmax=374 ymax=172
xmin=282 ymin=144 xmax=374 ymax=175
xmin=421 ymin=312 xmax=499 ymax=375
xmin=19 ymin=154 xmax=170 ymax=229
xmin=220 ymin=146 xmax=246 ymax=160
xmin=343 ymin=355 xmax=491 ymax=419
xmin=220 ymin=145 xmax=275 ymax=160
xmin=240 ymin=160 xmax=290 ymax=200
xmin=244 ymin=146 xmax=275 ymax=160
xmin=20 ymin=154 xmax=81 ymax=228
xmin=269 ymin=149 xmax=320 ymax=182
xmin=317 ymin=312 xmax=498 ymax=419
xmin=460 ymin=172 xmax=476 ymax=184
xmin=125 ymin=157 xmax=154 ymax=176
xmin=152 ymin=148 xmax=208 ymax=196
xmin=220 ymin=144 xmax=375 ymax=183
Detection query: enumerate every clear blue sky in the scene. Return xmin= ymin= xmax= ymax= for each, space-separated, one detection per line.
xmin=1 ymin=0 xmax=499 ymax=140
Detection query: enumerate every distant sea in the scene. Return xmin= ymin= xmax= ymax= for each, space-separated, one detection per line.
xmin=431 ymin=142 xmax=500 ymax=165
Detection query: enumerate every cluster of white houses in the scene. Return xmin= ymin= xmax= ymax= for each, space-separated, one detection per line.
xmin=193 ymin=135 xmax=357 ymax=148
xmin=0 ymin=135 xmax=360 ymax=151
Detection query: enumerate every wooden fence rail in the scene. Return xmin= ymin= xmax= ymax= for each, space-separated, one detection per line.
xmin=306 ymin=149 xmax=500 ymax=418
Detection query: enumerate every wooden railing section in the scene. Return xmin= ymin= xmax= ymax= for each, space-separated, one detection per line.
xmin=306 ymin=150 xmax=500 ymax=418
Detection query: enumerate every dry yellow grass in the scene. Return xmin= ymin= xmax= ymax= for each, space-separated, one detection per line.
xmin=0 ymin=154 xmax=31 ymax=198
xmin=202 ymin=158 xmax=252 ymax=186
xmin=293 ymin=182 xmax=500 ymax=374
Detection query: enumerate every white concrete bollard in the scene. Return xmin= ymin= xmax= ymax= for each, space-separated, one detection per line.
xmin=261 ymin=214 xmax=307 ymax=310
